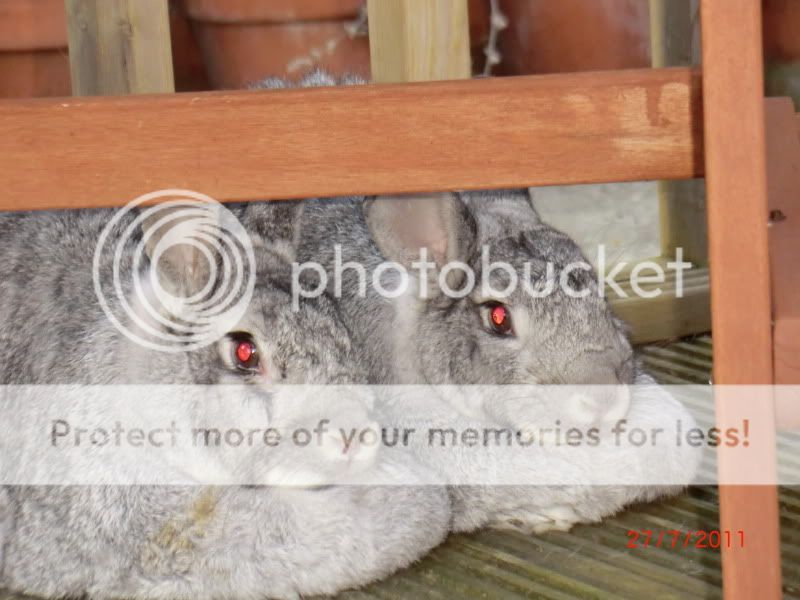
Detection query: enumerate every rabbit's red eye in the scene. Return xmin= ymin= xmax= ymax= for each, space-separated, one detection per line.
xmin=236 ymin=341 xmax=255 ymax=364
xmin=228 ymin=333 xmax=260 ymax=371
xmin=486 ymin=303 xmax=514 ymax=336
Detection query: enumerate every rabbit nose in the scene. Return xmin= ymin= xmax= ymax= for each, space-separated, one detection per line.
xmin=564 ymin=367 xmax=631 ymax=425
xmin=567 ymin=385 xmax=631 ymax=425
xmin=319 ymin=422 xmax=380 ymax=465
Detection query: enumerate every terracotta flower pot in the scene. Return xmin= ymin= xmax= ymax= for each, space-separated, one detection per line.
xmin=183 ymin=0 xmax=370 ymax=88
xmin=0 ymin=0 xmax=71 ymax=98
xmin=495 ymin=0 xmax=651 ymax=75
xmin=170 ymin=0 xmax=212 ymax=91
xmin=763 ymin=0 xmax=800 ymax=62
xmin=468 ymin=0 xmax=491 ymax=74
xmin=763 ymin=0 xmax=800 ymax=105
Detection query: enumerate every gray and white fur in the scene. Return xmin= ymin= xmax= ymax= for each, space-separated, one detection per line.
xmin=0 ymin=203 xmax=450 ymax=599
xmin=286 ymin=71 xmax=700 ymax=534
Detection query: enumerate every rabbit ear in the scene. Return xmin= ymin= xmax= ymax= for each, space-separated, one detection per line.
xmin=140 ymin=204 xmax=219 ymax=299
xmin=461 ymin=189 xmax=541 ymax=236
xmin=364 ymin=192 xmax=478 ymax=269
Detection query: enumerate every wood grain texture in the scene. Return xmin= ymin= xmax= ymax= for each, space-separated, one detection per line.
xmin=650 ymin=0 xmax=707 ymax=265
xmin=0 ymin=67 xmax=703 ymax=212
xmin=700 ymin=0 xmax=782 ymax=598
xmin=765 ymin=98 xmax=800 ymax=388
xmin=65 ymin=0 xmax=175 ymax=96
xmin=367 ymin=0 xmax=471 ymax=83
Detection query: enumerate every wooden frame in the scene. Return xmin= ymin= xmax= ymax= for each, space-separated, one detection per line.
xmin=649 ymin=0 xmax=707 ymax=264
xmin=367 ymin=0 xmax=471 ymax=83
xmin=65 ymin=0 xmax=174 ymax=96
xmin=766 ymin=98 xmax=800 ymax=388
xmin=0 ymin=0 xmax=791 ymax=598
xmin=637 ymin=0 xmax=712 ymax=346
xmin=0 ymin=67 xmax=702 ymax=212
xmin=700 ymin=1 xmax=782 ymax=598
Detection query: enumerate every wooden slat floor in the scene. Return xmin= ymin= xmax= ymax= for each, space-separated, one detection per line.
xmin=340 ymin=335 xmax=800 ymax=600
xmin=2 ymin=335 xmax=798 ymax=600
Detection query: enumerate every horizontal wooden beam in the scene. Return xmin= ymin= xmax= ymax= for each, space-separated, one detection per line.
xmin=0 ymin=67 xmax=704 ymax=212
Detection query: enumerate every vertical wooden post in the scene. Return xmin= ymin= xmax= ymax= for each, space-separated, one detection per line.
xmin=367 ymin=0 xmax=471 ymax=83
xmin=650 ymin=0 xmax=707 ymax=265
xmin=65 ymin=0 xmax=174 ymax=96
xmin=700 ymin=1 xmax=782 ymax=599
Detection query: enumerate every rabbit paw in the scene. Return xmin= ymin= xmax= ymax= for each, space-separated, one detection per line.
xmin=314 ymin=420 xmax=382 ymax=474
xmin=489 ymin=505 xmax=582 ymax=534
xmin=264 ymin=420 xmax=381 ymax=487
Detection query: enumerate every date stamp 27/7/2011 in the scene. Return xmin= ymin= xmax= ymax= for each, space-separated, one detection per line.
xmin=626 ymin=530 xmax=745 ymax=549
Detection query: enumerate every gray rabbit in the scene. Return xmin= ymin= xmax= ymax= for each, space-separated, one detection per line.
xmin=295 ymin=188 xmax=700 ymax=532
xmin=0 ymin=202 xmax=450 ymax=599
xmin=283 ymin=71 xmax=700 ymax=534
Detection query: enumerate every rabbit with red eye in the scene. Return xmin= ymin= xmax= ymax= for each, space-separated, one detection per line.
xmin=0 ymin=203 xmax=450 ymax=599
xmin=280 ymin=70 xmax=698 ymax=533
xmin=270 ymin=71 xmax=633 ymax=427
xmin=296 ymin=187 xmax=700 ymax=534
xmin=297 ymin=189 xmax=635 ymax=432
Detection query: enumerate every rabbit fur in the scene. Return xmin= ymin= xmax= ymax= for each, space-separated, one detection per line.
xmin=0 ymin=203 xmax=450 ymax=599
xmin=284 ymin=71 xmax=701 ymax=535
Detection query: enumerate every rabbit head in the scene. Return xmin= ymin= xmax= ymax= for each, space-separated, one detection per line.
xmin=128 ymin=204 xmax=379 ymax=480
xmin=0 ymin=203 xmax=452 ymax=600
xmin=363 ymin=189 xmax=634 ymax=429
xmin=262 ymin=70 xmax=633 ymax=430
xmin=0 ymin=203 xmax=379 ymax=481
xmin=89 ymin=202 xmax=356 ymax=387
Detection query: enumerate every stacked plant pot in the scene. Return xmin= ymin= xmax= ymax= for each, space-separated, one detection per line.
xmin=0 ymin=0 xmax=70 ymax=97
xmin=495 ymin=0 xmax=651 ymax=75
xmin=763 ymin=0 xmax=800 ymax=104
xmin=170 ymin=0 xmax=212 ymax=92
xmin=184 ymin=0 xmax=370 ymax=88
